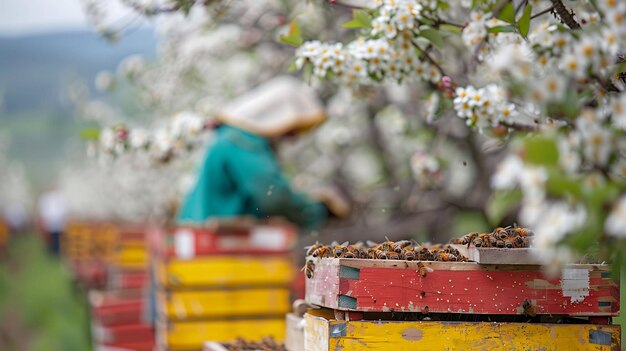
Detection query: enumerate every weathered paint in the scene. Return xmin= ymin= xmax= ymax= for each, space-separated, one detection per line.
xmin=157 ymin=287 xmax=290 ymax=319
xmin=159 ymin=318 xmax=285 ymax=351
xmin=305 ymin=259 xmax=619 ymax=316
xmin=156 ymin=255 xmax=293 ymax=288
xmin=164 ymin=225 xmax=297 ymax=258
xmin=304 ymin=313 xmax=622 ymax=351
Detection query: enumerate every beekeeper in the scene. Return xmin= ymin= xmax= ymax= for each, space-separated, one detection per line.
xmin=178 ymin=76 xmax=349 ymax=230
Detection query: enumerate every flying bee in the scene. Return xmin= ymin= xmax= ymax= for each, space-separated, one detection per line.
xmin=391 ymin=240 xmax=412 ymax=253
xmin=332 ymin=241 xmax=350 ymax=258
xmin=311 ymin=245 xmax=331 ymax=258
xmin=302 ymin=260 xmax=316 ymax=279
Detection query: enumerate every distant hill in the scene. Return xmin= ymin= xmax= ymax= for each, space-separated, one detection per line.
xmin=0 ymin=29 xmax=156 ymax=187
xmin=0 ymin=29 xmax=156 ymax=114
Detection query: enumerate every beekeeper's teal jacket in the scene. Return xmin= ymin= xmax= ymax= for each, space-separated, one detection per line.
xmin=177 ymin=125 xmax=327 ymax=230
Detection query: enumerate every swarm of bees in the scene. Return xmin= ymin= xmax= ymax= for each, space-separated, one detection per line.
xmin=306 ymin=240 xmax=468 ymax=261
xmin=449 ymin=227 xmax=533 ymax=248
xmin=221 ymin=336 xmax=285 ymax=351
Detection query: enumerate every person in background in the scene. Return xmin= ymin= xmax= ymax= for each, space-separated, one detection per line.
xmin=37 ymin=187 xmax=67 ymax=255
xmin=178 ymin=76 xmax=350 ymax=229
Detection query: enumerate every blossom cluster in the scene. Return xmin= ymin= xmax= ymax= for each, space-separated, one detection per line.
xmin=296 ymin=36 xmax=441 ymax=84
xmin=98 ymin=111 xmax=211 ymax=162
xmin=452 ymin=84 xmax=521 ymax=130
xmin=295 ymin=0 xmax=443 ymax=84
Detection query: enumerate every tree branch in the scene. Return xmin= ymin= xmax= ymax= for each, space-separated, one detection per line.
xmin=549 ymin=0 xmax=581 ymax=29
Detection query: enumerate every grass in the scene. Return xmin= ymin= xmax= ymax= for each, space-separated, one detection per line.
xmin=0 ymin=233 xmax=91 ymax=351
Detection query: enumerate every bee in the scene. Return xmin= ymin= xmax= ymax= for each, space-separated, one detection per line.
xmin=493 ymin=227 xmax=510 ymax=240
xmin=391 ymin=240 xmax=412 ymax=253
xmin=387 ymin=251 xmax=403 ymax=260
xmin=380 ymin=239 xmax=395 ymax=251
xmin=343 ymin=242 xmax=365 ymax=258
xmin=368 ymin=247 xmax=388 ymax=259
xmin=403 ymin=247 xmax=416 ymax=261
xmin=415 ymin=246 xmax=433 ymax=261
xmin=311 ymin=245 xmax=331 ymax=258
xmin=459 ymin=232 xmax=479 ymax=246
xmin=495 ymin=239 xmax=506 ymax=248
xmin=508 ymin=235 xmax=529 ymax=248
xmin=332 ymin=241 xmax=350 ymax=258
xmin=305 ymin=242 xmax=322 ymax=256
xmin=514 ymin=227 xmax=534 ymax=237
xmin=435 ymin=252 xmax=458 ymax=262
xmin=473 ymin=233 xmax=496 ymax=247
xmin=303 ymin=260 xmax=316 ymax=279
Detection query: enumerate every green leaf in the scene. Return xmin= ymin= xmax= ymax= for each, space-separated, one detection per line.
xmin=342 ymin=9 xmax=372 ymax=29
xmin=487 ymin=25 xmax=516 ymax=33
xmin=79 ymin=127 xmax=101 ymax=141
xmin=440 ymin=24 xmax=462 ymax=33
xmin=420 ymin=27 xmax=444 ymax=48
xmin=497 ymin=3 xmax=516 ymax=24
xmin=545 ymin=169 xmax=583 ymax=199
xmin=563 ymin=88 xmax=580 ymax=119
xmin=279 ymin=20 xmax=303 ymax=46
xmin=486 ymin=190 xmax=523 ymax=225
xmin=523 ymin=136 xmax=559 ymax=166
xmin=518 ymin=4 xmax=532 ymax=38
xmin=452 ymin=210 xmax=491 ymax=236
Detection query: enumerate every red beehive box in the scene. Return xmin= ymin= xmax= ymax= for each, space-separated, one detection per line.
xmin=94 ymin=340 xmax=154 ymax=351
xmin=306 ymin=258 xmax=620 ymax=317
xmin=92 ymin=323 xmax=154 ymax=345
xmin=154 ymin=224 xmax=297 ymax=259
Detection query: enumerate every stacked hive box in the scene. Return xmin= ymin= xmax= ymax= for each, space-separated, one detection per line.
xmin=153 ymin=224 xmax=296 ymax=351
xmin=0 ymin=217 xmax=8 ymax=252
xmin=62 ymin=223 xmax=154 ymax=351
xmin=304 ymin=258 xmax=621 ymax=351
xmin=62 ymin=221 xmax=118 ymax=288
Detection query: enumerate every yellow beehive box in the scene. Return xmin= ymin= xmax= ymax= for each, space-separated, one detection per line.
xmin=155 ymin=255 xmax=293 ymax=288
xmin=157 ymin=287 xmax=290 ymax=320
xmin=158 ymin=318 xmax=285 ymax=351
xmin=114 ymin=246 xmax=148 ymax=269
xmin=304 ymin=312 xmax=621 ymax=351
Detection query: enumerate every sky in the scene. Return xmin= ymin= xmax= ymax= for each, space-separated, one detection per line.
xmin=0 ymin=0 xmax=132 ymax=35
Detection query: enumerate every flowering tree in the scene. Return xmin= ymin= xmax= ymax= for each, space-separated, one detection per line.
xmin=0 ymin=136 xmax=33 ymax=226
xmin=78 ymin=0 xmax=626 ymax=269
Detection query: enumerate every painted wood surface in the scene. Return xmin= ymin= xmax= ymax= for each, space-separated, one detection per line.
xmin=156 ymin=255 xmax=293 ymax=288
xmin=157 ymin=287 xmax=290 ymax=320
xmin=159 ymin=225 xmax=297 ymax=259
xmin=450 ymin=245 xmax=545 ymax=265
xmin=306 ymin=258 xmax=619 ymax=316
xmin=159 ymin=318 xmax=285 ymax=351
xmin=304 ymin=313 xmax=621 ymax=351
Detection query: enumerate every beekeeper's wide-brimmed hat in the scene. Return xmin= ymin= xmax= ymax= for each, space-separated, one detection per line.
xmin=215 ymin=76 xmax=326 ymax=137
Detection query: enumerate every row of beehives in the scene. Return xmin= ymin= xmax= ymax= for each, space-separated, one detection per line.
xmin=62 ymin=222 xmax=154 ymax=351
xmin=152 ymin=224 xmax=298 ymax=351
